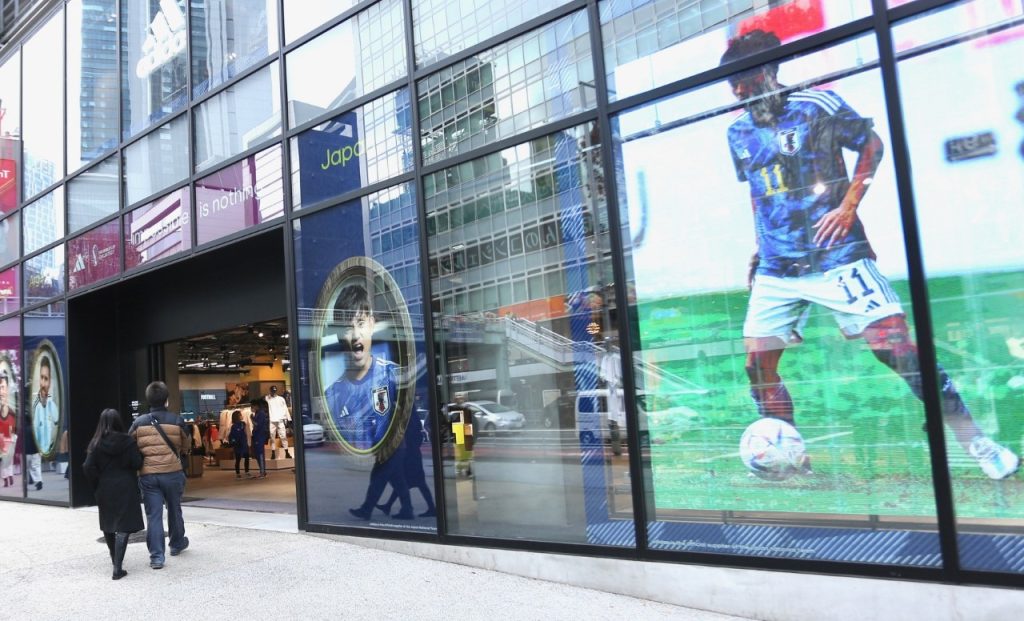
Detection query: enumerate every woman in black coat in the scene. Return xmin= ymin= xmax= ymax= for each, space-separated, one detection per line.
xmin=82 ymin=408 xmax=145 ymax=580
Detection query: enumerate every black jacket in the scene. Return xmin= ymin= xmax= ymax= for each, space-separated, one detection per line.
xmin=83 ymin=432 xmax=145 ymax=533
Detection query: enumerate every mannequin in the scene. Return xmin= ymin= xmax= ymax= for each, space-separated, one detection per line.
xmin=266 ymin=386 xmax=291 ymax=459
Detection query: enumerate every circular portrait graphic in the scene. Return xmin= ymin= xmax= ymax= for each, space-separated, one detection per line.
xmin=29 ymin=340 xmax=62 ymax=459
xmin=312 ymin=256 xmax=415 ymax=460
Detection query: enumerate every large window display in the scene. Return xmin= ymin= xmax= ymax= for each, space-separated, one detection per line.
xmin=0 ymin=318 xmax=21 ymax=498
xmin=124 ymin=115 xmax=190 ymax=206
xmin=24 ymin=307 xmax=67 ymax=502
xmin=67 ymin=0 xmax=118 ymax=172
xmin=294 ymin=182 xmax=437 ymax=531
xmin=425 ymin=123 xmax=634 ymax=545
xmin=613 ymin=32 xmax=962 ymax=564
xmin=195 ymin=145 xmax=284 ymax=246
xmin=894 ymin=0 xmax=1024 ymax=574
xmin=22 ymin=9 xmax=64 ymax=200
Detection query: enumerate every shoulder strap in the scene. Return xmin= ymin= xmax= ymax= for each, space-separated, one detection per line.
xmin=149 ymin=417 xmax=181 ymax=455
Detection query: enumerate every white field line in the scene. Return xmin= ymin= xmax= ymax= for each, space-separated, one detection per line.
xmin=694 ymin=431 xmax=855 ymax=464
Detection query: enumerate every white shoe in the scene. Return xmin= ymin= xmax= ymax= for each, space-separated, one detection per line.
xmin=968 ymin=436 xmax=1020 ymax=480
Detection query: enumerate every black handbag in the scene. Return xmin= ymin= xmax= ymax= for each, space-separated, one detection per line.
xmin=150 ymin=418 xmax=187 ymax=471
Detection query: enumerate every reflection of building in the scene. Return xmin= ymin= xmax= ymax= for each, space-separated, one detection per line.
xmin=75 ymin=0 xmax=118 ymax=161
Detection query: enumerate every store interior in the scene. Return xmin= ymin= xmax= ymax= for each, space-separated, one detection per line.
xmin=171 ymin=319 xmax=298 ymax=514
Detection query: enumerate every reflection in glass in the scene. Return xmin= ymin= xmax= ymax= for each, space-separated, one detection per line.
xmin=67 ymin=0 xmax=119 ymax=171
xmin=412 ymin=0 xmax=571 ymax=67
xmin=0 ymin=53 xmax=19 ymax=216
xmin=291 ymin=89 xmax=413 ymax=209
xmin=895 ymin=1 xmax=1024 ymax=574
xmin=67 ymin=220 xmax=121 ymax=291
xmin=0 ymin=266 xmax=19 ymax=315
xmin=293 ymin=182 xmax=437 ymax=532
xmin=614 ymin=37 xmax=954 ymax=564
xmin=25 ymin=246 xmax=65 ymax=305
xmin=125 ymin=187 xmax=192 ymax=270
xmin=0 ymin=317 xmax=21 ymax=498
xmin=69 ymin=155 xmax=119 ymax=233
xmin=418 ymin=11 xmax=594 ymax=165
xmin=191 ymin=0 xmax=279 ymax=99
xmin=24 ymin=307 xmax=68 ymax=502
xmin=23 ymin=10 xmax=64 ymax=200
xmin=195 ymin=145 xmax=284 ymax=245
xmin=23 ymin=189 xmax=65 ymax=256
xmin=285 ymin=0 xmax=406 ymax=127
xmin=283 ymin=0 xmax=360 ymax=43
xmin=600 ymin=0 xmax=870 ymax=101
xmin=424 ymin=123 xmax=633 ymax=545
xmin=121 ymin=0 xmax=189 ymax=138
xmin=0 ymin=213 xmax=18 ymax=267
xmin=195 ymin=62 xmax=282 ymax=172
xmin=124 ymin=116 xmax=190 ymax=206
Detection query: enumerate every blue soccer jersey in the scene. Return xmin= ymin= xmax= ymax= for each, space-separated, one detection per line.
xmin=324 ymin=356 xmax=399 ymax=451
xmin=727 ymin=89 xmax=876 ymax=276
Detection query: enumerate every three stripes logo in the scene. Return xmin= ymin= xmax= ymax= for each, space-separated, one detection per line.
xmin=864 ymin=300 xmax=881 ymax=313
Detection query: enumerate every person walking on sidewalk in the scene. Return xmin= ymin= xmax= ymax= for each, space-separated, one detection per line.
xmin=82 ymin=408 xmax=144 ymax=580
xmin=250 ymin=399 xmax=270 ymax=478
xmin=228 ymin=410 xmax=251 ymax=479
xmin=128 ymin=381 xmax=190 ymax=570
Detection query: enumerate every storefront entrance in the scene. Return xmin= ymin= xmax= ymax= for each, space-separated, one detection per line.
xmin=66 ymin=230 xmax=297 ymax=517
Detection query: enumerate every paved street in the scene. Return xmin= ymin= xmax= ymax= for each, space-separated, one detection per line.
xmin=0 ymin=502 xmax=751 ymax=621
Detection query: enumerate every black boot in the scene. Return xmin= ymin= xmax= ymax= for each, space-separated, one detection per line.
xmin=103 ymin=532 xmax=116 ymax=563
xmin=112 ymin=532 xmax=129 ymax=580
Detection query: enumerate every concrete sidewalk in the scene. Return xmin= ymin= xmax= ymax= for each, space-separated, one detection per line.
xmin=0 ymin=503 xmax=750 ymax=621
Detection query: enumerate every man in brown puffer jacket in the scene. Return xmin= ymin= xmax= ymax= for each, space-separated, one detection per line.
xmin=128 ymin=381 xmax=190 ymax=570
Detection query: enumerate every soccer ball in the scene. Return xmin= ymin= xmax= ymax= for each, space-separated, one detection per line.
xmin=739 ymin=417 xmax=807 ymax=481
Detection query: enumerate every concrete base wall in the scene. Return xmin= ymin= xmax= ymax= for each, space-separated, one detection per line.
xmin=330 ymin=536 xmax=1023 ymax=621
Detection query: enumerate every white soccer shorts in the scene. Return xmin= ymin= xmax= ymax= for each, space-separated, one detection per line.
xmin=744 ymin=258 xmax=905 ymax=341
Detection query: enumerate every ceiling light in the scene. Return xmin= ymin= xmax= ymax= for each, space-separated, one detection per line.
xmin=258 ymin=331 xmax=264 ymax=337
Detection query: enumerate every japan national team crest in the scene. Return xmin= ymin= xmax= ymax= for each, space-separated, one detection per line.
xmin=372 ymin=386 xmax=390 ymax=414
xmin=777 ymin=128 xmax=801 ymax=155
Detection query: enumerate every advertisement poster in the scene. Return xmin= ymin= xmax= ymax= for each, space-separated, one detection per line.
xmin=195 ymin=145 xmax=283 ymax=246
xmin=613 ymin=3 xmax=1024 ymax=567
xmin=0 ymin=320 xmax=20 ymax=498
xmin=294 ymin=182 xmax=436 ymax=531
xmin=24 ymin=332 xmax=67 ymax=501
xmin=67 ymin=220 xmax=121 ymax=290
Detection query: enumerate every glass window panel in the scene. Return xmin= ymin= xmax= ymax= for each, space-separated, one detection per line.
xmin=67 ymin=0 xmax=119 ymax=172
xmin=195 ymin=145 xmax=283 ymax=245
xmin=67 ymin=220 xmax=121 ymax=290
xmin=23 ymin=9 xmax=64 ymax=200
xmin=195 ymin=62 xmax=282 ymax=173
xmin=424 ymin=123 xmax=634 ymax=545
xmin=25 ymin=245 xmax=65 ymax=305
xmin=894 ymin=1 xmax=1024 ymax=574
xmin=23 ymin=188 xmax=65 ymax=256
xmin=68 ymin=155 xmax=119 ymax=233
xmin=0 ymin=52 xmax=19 ymax=216
xmin=0 ymin=212 xmax=18 ymax=267
xmin=290 ymin=89 xmax=413 ymax=209
xmin=412 ymin=0 xmax=572 ymax=68
xmin=121 ymin=0 xmax=189 ymax=138
xmin=124 ymin=187 xmax=192 ymax=270
xmin=25 ymin=303 xmax=68 ymax=502
xmin=191 ymin=0 xmax=279 ymax=99
xmin=293 ymin=182 xmax=437 ymax=532
xmin=600 ymin=0 xmax=871 ymax=102
xmin=124 ymin=116 xmax=190 ymax=206
xmin=283 ymin=0 xmax=362 ymax=44
xmin=0 ymin=317 xmax=21 ymax=499
xmin=0 ymin=266 xmax=20 ymax=314
xmin=614 ymin=36 xmax=945 ymax=564
xmin=418 ymin=11 xmax=594 ymax=166
xmin=285 ymin=0 xmax=406 ymax=127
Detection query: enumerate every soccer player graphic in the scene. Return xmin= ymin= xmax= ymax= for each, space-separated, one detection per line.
xmin=722 ymin=30 xmax=1019 ymax=480
xmin=323 ymin=282 xmax=413 ymax=519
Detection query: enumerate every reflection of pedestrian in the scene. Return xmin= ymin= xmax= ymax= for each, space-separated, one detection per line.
xmin=377 ymin=409 xmax=436 ymax=518
xmin=83 ymin=409 xmax=144 ymax=580
xmin=228 ymin=410 xmax=251 ymax=479
xmin=722 ymin=29 xmax=1019 ymax=479
xmin=324 ymin=284 xmax=411 ymax=520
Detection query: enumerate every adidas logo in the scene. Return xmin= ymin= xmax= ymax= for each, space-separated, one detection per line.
xmin=864 ymin=300 xmax=881 ymax=312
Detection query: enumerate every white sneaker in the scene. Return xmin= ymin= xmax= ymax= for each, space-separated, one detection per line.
xmin=968 ymin=436 xmax=1020 ymax=480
